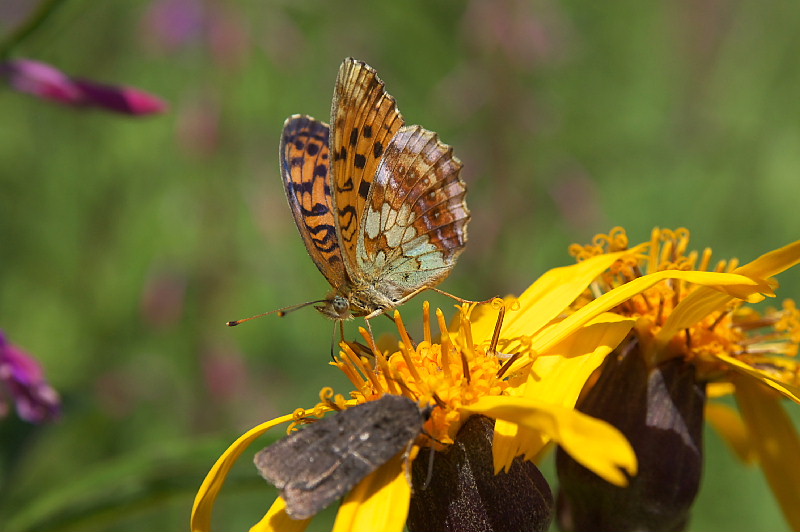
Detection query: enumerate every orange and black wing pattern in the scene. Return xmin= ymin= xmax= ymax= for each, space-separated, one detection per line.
xmin=330 ymin=58 xmax=405 ymax=280
xmin=279 ymin=114 xmax=348 ymax=289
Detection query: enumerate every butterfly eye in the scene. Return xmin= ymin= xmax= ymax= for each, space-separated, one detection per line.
xmin=333 ymin=296 xmax=349 ymax=313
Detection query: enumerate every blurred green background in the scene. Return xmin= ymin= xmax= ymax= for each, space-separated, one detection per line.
xmin=1 ymin=1 xmax=799 ymax=531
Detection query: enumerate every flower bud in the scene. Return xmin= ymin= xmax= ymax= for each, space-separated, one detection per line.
xmin=557 ymin=339 xmax=705 ymax=532
xmin=409 ymin=415 xmax=553 ymax=532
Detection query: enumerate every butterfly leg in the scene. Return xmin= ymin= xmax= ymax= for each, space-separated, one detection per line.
xmin=364 ymin=286 xmax=493 ymax=321
xmin=426 ymin=286 xmax=496 ymax=307
xmin=361 ymin=315 xmax=384 ymax=358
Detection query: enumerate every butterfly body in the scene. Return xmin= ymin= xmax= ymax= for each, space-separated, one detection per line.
xmin=280 ymin=59 xmax=469 ymax=321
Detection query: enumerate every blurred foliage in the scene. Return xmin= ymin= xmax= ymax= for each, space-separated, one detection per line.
xmin=1 ymin=0 xmax=799 ymax=531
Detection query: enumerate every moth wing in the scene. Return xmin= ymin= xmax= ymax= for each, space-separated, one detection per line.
xmin=255 ymin=396 xmax=425 ymax=520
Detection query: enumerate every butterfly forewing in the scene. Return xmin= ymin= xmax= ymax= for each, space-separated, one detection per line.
xmin=279 ymin=115 xmax=348 ymax=289
xmin=358 ymin=125 xmax=469 ymax=299
xmin=331 ymin=59 xmax=405 ymax=279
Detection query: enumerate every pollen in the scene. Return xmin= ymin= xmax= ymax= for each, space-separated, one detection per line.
xmin=326 ymin=301 xmax=509 ymax=449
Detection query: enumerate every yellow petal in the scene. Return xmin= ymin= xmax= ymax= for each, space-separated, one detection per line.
xmin=705 ymin=402 xmax=757 ymax=465
xmin=495 ymin=314 xmax=636 ymax=461
xmin=249 ymin=497 xmax=311 ymax=532
xmin=333 ymin=454 xmax=410 ymax=532
xmin=735 ymin=240 xmax=800 ymax=279
xmin=655 ymin=283 xmax=773 ymax=346
xmin=523 ymin=313 xmax=635 ymax=404
xmin=491 ymin=419 xmax=525 ymax=474
xmin=533 ymin=270 xmax=763 ymax=354
xmin=707 ymin=382 xmax=736 ymax=398
xmin=735 ymin=376 xmax=800 ymax=531
xmin=715 ymin=353 xmax=800 ymax=403
xmin=191 ymin=413 xmax=295 ymax=532
xmin=500 ymin=248 xmax=644 ymax=340
xmin=656 ymin=288 xmax=732 ymax=346
xmin=463 ymin=396 xmax=637 ymax=486
xmin=656 ymin=241 xmax=800 ymax=345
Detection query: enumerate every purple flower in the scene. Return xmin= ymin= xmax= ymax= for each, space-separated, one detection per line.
xmin=0 ymin=58 xmax=167 ymax=115
xmin=0 ymin=331 xmax=61 ymax=424
xmin=142 ymin=0 xmax=207 ymax=52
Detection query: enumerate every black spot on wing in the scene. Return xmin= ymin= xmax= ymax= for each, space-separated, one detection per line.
xmin=373 ymin=142 xmax=383 ymax=158
xmin=358 ymin=180 xmax=371 ymax=200
xmin=338 ymin=177 xmax=354 ymax=192
xmin=354 ymin=154 xmax=366 ymax=169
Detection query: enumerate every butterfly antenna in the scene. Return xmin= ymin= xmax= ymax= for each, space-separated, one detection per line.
xmin=226 ymin=300 xmax=326 ymax=327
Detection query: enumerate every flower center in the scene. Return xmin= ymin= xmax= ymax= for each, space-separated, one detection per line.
xmin=324 ymin=302 xmax=509 ymax=448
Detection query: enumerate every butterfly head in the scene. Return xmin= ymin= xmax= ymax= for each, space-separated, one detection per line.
xmin=315 ymin=294 xmax=353 ymax=321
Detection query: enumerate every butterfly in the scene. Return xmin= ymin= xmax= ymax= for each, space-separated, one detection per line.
xmin=275 ymin=58 xmax=470 ymax=323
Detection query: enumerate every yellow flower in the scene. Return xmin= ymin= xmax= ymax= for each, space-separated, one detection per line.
xmin=191 ymin=240 xmax=774 ymax=532
xmin=557 ymin=227 xmax=800 ymax=531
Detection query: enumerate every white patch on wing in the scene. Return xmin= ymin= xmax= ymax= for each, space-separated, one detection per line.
xmin=364 ymin=207 xmax=381 ymax=239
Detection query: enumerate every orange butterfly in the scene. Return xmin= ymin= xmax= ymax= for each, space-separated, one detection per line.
xmin=231 ymin=58 xmax=469 ymax=326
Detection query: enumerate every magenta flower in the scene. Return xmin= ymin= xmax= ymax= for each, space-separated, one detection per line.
xmin=0 ymin=58 xmax=167 ymax=115
xmin=0 ymin=331 xmax=61 ymax=424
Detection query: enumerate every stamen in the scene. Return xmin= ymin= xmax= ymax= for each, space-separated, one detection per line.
xmin=423 ymin=301 xmax=432 ymax=344
xmin=336 ymin=356 xmax=366 ymax=390
xmin=487 ymin=302 xmax=506 ymax=355
xmin=436 ymin=309 xmax=452 ymax=380
xmin=647 ymin=227 xmax=661 ymax=273
xmin=361 ymin=331 xmax=400 ymax=395
xmin=675 ymin=228 xmax=690 ymax=257
xmin=707 ymin=309 xmax=731 ymax=331
xmin=395 ymin=309 xmax=417 ymax=350
xmin=460 ymin=310 xmax=476 ymax=361
xmin=342 ymin=342 xmax=383 ymax=394
xmin=685 ymin=250 xmax=698 ymax=270
xmin=608 ymin=226 xmax=629 ymax=250
xmin=496 ymin=352 xmax=522 ymax=379
xmin=659 ymin=238 xmax=674 ymax=268
xmin=699 ymin=248 xmax=713 ymax=272
xmin=737 ymin=316 xmax=782 ymax=331
xmin=460 ymin=350 xmax=471 ymax=385
xmin=740 ymin=332 xmax=791 ymax=346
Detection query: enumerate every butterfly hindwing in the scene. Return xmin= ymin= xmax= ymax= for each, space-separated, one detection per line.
xmin=279 ymin=115 xmax=348 ymax=289
xmin=358 ymin=125 xmax=469 ymax=300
